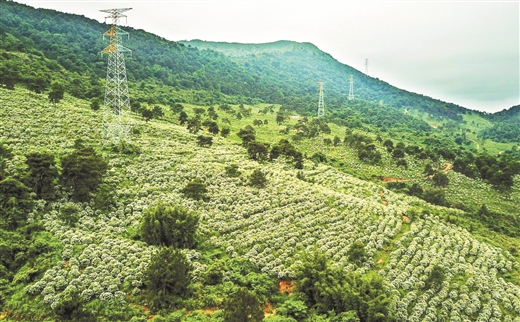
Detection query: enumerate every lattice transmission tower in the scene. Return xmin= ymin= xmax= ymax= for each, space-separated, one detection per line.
xmin=100 ymin=8 xmax=132 ymax=143
xmin=365 ymin=58 xmax=369 ymax=76
xmin=348 ymin=74 xmax=354 ymax=100
xmin=317 ymin=82 xmax=325 ymax=117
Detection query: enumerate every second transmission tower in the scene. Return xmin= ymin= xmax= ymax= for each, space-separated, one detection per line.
xmin=317 ymin=82 xmax=325 ymax=117
xmin=101 ymin=7 xmax=132 ymax=143
xmin=348 ymin=75 xmax=354 ymax=100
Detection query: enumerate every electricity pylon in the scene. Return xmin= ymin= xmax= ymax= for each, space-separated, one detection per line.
xmin=317 ymin=82 xmax=325 ymax=117
xmin=348 ymin=74 xmax=354 ymax=100
xmin=100 ymin=8 xmax=132 ymax=143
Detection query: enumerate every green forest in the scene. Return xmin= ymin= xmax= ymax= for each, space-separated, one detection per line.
xmin=1 ymin=0 xmax=520 ymax=321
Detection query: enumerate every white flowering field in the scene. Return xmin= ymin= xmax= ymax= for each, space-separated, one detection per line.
xmin=1 ymin=87 xmax=520 ymax=320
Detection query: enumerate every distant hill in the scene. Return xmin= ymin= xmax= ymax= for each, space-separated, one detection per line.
xmin=0 ymin=0 xmax=474 ymax=121
xmin=180 ymin=39 xmax=320 ymax=57
xmin=480 ymin=105 xmax=520 ymax=142
xmin=181 ymin=39 xmax=471 ymax=120
xmin=2 ymin=0 xmax=519 ymax=143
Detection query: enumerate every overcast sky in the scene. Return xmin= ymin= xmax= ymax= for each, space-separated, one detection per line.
xmin=14 ymin=0 xmax=520 ymax=113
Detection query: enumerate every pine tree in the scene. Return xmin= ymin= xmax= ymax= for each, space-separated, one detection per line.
xmin=144 ymin=247 xmax=193 ymax=309
xmin=222 ymin=287 xmax=264 ymax=322
xmin=140 ymin=202 xmax=199 ymax=248
xmin=25 ymin=150 xmax=58 ymax=199
xmin=60 ymin=143 xmax=107 ymax=202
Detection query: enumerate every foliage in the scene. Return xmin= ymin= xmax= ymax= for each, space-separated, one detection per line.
xmin=247 ymin=141 xmax=270 ymax=161
xmin=0 ymin=177 xmax=33 ymax=230
xmin=224 ymin=164 xmax=242 ymax=177
xmin=276 ymin=297 xmax=308 ymax=320
xmin=249 ymin=169 xmax=267 ymax=188
xmin=58 ymin=202 xmax=80 ymax=227
xmin=432 ymin=172 xmax=449 ymax=187
xmin=294 ymin=250 xmax=395 ymax=320
xmin=180 ymin=178 xmax=209 ymax=201
xmin=196 ymin=135 xmax=213 ymax=147
xmin=346 ymin=241 xmax=367 ymax=264
xmin=140 ymin=202 xmax=199 ymax=248
xmin=424 ymin=264 xmax=445 ymax=290
xmin=421 ymin=187 xmax=448 ymax=206
xmin=238 ymin=125 xmax=256 ymax=147
xmin=144 ymin=247 xmax=193 ymax=309
xmin=48 ymin=80 xmax=64 ymax=104
xmin=90 ymin=97 xmax=100 ymax=111
xmin=1 ymin=3 xmax=520 ymax=319
xmin=24 ymin=150 xmax=58 ymax=200
xmin=52 ymin=290 xmax=94 ymax=321
xmin=187 ymin=117 xmax=202 ymax=134
xmin=222 ymin=287 xmax=264 ymax=322
xmin=59 ymin=143 xmax=108 ymax=202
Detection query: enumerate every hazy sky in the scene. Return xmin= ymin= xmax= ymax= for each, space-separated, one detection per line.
xmin=14 ymin=0 xmax=520 ymax=113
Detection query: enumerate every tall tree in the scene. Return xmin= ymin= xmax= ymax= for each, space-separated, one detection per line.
xmin=48 ymin=80 xmax=65 ymax=104
xmin=25 ymin=150 xmax=58 ymax=199
xmin=144 ymin=247 xmax=193 ymax=309
xmin=222 ymin=287 xmax=264 ymax=322
xmin=140 ymin=203 xmax=199 ymax=248
xmin=59 ymin=144 xmax=107 ymax=202
xmin=247 ymin=141 xmax=269 ymax=161
xmin=237 ymin=125 xmax=256 ymax=147
xmin=0 ymin=177 xmax=33 ymax=230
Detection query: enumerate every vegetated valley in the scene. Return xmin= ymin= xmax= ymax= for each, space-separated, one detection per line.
xmin=1 ymin=1 xmax=520 ymax=321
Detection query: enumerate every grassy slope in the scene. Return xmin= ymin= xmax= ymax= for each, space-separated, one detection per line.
xmin=1 ymin=87 xmax=520 ymax=321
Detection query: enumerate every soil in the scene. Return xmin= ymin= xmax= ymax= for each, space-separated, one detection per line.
xmin=402 ymin=215 xmax=409 ymax=223
xmin=380 ymin=177 xmax=408 ymax=183
xmin=279 ymin=280 xmax=294 ymax=296
xmin=202 ymin=308 xmax=217 ymax=315
xmin=440 ymin=162 xmax=453 ymax=172
xmin=376 ymin=258 xmax=383 ymax=264
xmin=264 ymin=302 xmax=275 ymax=317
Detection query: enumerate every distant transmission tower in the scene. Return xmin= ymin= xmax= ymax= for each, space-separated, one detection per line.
xmin=101 ymin=8 xmax=132 ymax=143
xmin=365 ymin=58 xmax=369 ymax=76
xmin=317 ymin=82 xmax=325 ymax=117
xmin=348 ymin=74 xmax=354 ymax=100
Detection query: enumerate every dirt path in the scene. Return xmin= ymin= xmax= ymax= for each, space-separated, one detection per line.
xmin=468 ymin=138 xmax=480 ymax=150
xmin=440 ymin=162 xmax=452 ymax=172
xmin=380 ymin=177 xmax=408 ymax=183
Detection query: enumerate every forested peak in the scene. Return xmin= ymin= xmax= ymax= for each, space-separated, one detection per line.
xmin=180 ymin=39 xmax=321 ymax=57
xmin=487 ymin=104 xmax=520 ymax=120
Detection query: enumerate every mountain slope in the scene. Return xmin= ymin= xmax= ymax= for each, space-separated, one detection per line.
xmin=1 ymin=0 xmax=479 ymax=123
xmin=181 ymin=39 xmax=471 ymax=120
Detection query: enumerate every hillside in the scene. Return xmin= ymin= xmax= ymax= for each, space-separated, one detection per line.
xmin=1 ymin=86 xmax=520 ymax=321
xmin=0 ymin=0 xmax=481 ymax=121
xmin=1 ymin=1 xmax=520 ymax=321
